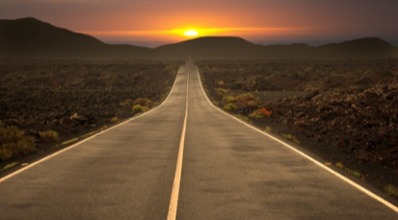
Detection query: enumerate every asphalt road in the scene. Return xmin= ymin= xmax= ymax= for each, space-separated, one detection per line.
xmin=1 ymin=62 xmax=397 ymax=219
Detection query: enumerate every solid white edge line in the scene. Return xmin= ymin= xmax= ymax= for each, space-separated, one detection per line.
xmin=195 ymin=65 xmax=398 ymax=213
xmin=0 ymin=65 xmax=184 ymax=184
xmin=167 ymin=63 xmax=189 ymax=220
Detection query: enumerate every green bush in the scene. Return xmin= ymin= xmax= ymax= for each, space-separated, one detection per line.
xmin=0 ymin=125 xmax=36 ymax=161
xmin=215 ymin=87 xmax=228 ymax=96
xmin=235 ymin=93 xmax=260 ymax=107
xmin=335 ymin=161 xmax=363 ymax=179
xmin=223 ymin=95 xmax=236 ymax=103
xmin=385 ymin=184 xmax=398 ymax=198
xmin=133 ymin=97 xmax=153 ymax=108
xmin=110 ymin=116 xmax=119 ymax=123
xmin=282 ymin=133 xmax=301 ymax=144
xmin=234 ymin=93 xmax=260 ymax=114
xmin=223 ymin=103 xmax=237 ymax=112
xmin=249 ymin=110 xmax=263 ymax=119
xmin=61 ymin=138 xmax=79 ymax=146
xmin=132 ymin=104 xmax=149 ymax=114
xmin=39 ymin=130 xmax=59 ymax=142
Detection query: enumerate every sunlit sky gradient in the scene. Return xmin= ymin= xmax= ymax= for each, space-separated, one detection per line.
xmin=1 ymin=0 xmax=398 ymax=47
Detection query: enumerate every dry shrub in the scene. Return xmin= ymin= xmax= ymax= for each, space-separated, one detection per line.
xmin=258 ymin=107 xmax=272 ymax=117
xmin=223 ymin=103 xmax=237 ymax=112
xmin=249 ymin=107 xmax=272 ymax=119
xmin=248 ymin=110 xmax=262 ymax=119
xmin=39 ymin=130 xmax=59 ymax=142
xmin=132 ymin=104 xmax=149 ymax=114
xmin=234 ymin=93 xmax=260 ymax=114
xmin=110 ymin=116 xmax=119 ymax=123
xmin=0 ymin=124 xmax=36 ymax=161
xmin=222 ymin=95 xmax=235 ymax=103
xmin=133 ymin=98 xmax=153 ymax=108
xmin=215 ymin=87 xmax=228 ymax=96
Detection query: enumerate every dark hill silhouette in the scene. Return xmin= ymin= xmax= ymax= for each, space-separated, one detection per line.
xmin=160 ymin=37 xmax=397 ymax=60
xmin=0 ymin=17 xmax=150 ymax=59
xmin=153 ymin=36 xmax=262 ymax=59
xmin=1 ymin=17 xmax=397 ymax=60
xmin=316 ymin=37 xmax=396 ymax=59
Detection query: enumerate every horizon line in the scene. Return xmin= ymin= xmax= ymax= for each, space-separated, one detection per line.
xmin=98 ymin=36 xmax=398 ymax=48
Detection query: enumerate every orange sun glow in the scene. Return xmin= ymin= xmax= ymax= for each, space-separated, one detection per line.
xmin=183 ymin=29 xmax=199 ymax=37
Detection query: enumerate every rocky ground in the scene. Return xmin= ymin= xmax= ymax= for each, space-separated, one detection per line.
xmin=199 ymin=59 xmax=398 ymax=199
xmin=268 ymin=85 xmax=398 ymax=170
xmin=0 ymin=59 xmax=181 ymax=166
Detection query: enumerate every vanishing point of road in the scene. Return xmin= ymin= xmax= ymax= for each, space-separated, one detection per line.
xmin=1 ymin=61 xmax=397 ymax=219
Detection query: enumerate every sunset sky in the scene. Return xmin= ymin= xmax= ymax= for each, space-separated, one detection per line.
xmin=1 ymin=0 xmax=397 ymax=47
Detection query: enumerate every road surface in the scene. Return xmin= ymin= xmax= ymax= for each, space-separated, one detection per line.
xmin=0 ymin=61 xmax=397 ymax=219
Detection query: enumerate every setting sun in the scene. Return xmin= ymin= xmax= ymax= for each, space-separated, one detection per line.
xmin=184 ymin=29 xmax=199 ymax=37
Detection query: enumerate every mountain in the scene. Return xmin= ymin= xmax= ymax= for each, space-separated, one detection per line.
xmin=153 ymin=37 xmax=262 ymax=59
xmin=315 ymin=37 xmax=397 ymax=59
xmin=158 ymin=37 xmax=397 ymax=60
xmin=0 ymin=17 xmax=150 ymax=59
xmin=1 ymin=17 xmax=397 ymax=60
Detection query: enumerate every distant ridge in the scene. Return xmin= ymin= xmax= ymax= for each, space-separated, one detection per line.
xmin=160 ymin=37 xmax=397 ymax=60
xmin=154 ymin=36 xmax=261 ymax=59
xmin=0 ymin=17 xmax=150 ymax=59
xmin=315 ymin=37 xmax=396 ymax=59
xmin=1 ymin=17 xmax=397 ymax=60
